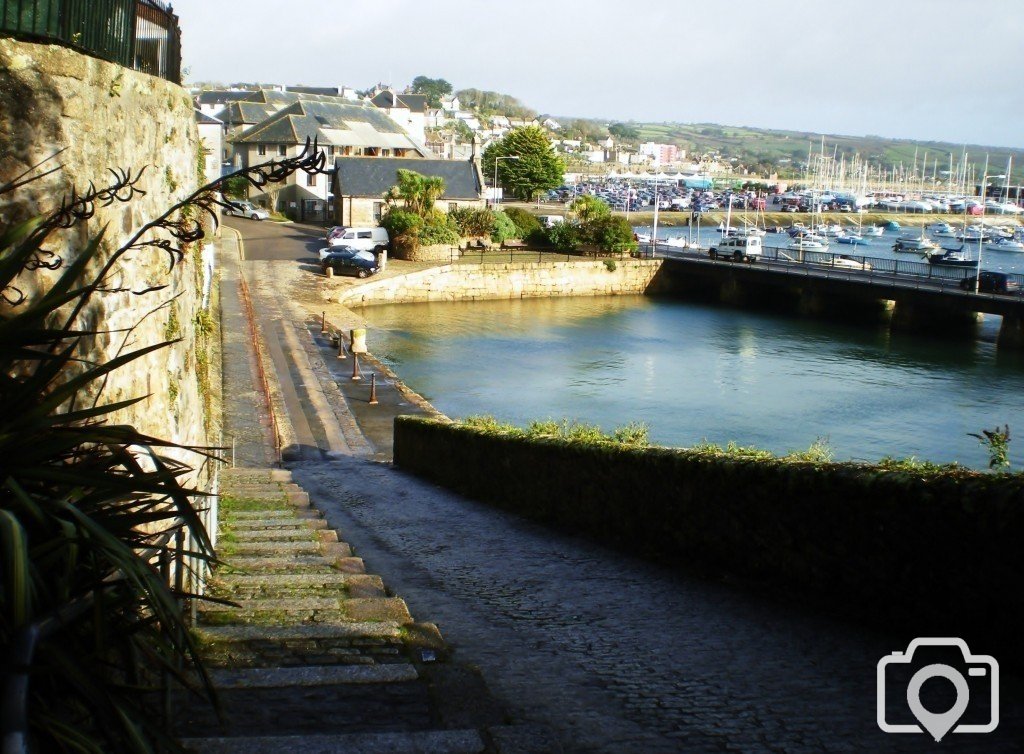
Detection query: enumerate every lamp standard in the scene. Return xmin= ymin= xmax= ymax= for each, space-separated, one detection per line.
xmin=493 ymin=155 xmax=520 ymax=208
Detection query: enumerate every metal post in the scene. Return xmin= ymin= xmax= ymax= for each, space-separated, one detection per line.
xmin=368 ymin=373 xmax=378 ymax=405
xmin=320 ymin=311 xmax=327 ymax=334
xmin=337 ymin=333 xmax=346 ymax=359
xmin=351 ymin=353 xmax=362 ymax=381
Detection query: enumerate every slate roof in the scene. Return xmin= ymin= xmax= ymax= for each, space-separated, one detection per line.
xmin=235 ymin=101 xmax=425 ymax=152
xmin=369 ymin=91 xmax=428 ymax=113
xmin=217 ymin=101 xmax=277 ymax=128
xmin=194 ymin=109 xmax=222 ymax=125
xmin=334 ymin=158 xmax=482 ymax=199
xmin=195 ymin=90 xmax=257 ymax=106
xmin=287 ymin=86 xmax=341 ymax=96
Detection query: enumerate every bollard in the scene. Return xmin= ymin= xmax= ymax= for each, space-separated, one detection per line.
xmin=336 ymin=333 xmax=346 ymax=359
xmin=351 ymin=353 xmax=362 ymax=381
xmin=325 ymin=266 xmax=334 ymax=279
xmin=320 ymin=311 xmax=327 ymax=334
xmin=368 ymin=373 xmax=378 ymax=405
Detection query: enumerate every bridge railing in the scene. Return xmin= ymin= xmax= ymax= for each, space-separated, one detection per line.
xmin=647 ymin=241 xmax=1024 ymax=293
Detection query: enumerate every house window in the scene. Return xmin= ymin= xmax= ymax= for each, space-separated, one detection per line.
xmin=373 ymin=202 xmax=384 ymax=221
xmin=306 ymin=173 xmax=317 ymax=187
xmin=382 ymin=149 xmax=391 ymax=157
xmin=342 ymin=146 xmax=352 ymax=156
xmin=328 ymin=146 xmax=335 ymax=156
xmin=449 ymin=202 xmax=458 ymax=213
xmin=278 ymin=145 xmax=287 ymax=156
xmin=257 ymin=144 xmax=266 ymax=155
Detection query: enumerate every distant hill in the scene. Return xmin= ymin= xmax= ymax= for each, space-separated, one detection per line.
xmin=622 ymin=122 xmax=1024 ymax=184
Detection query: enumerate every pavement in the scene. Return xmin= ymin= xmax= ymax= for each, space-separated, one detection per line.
xmin=209 ymin=218 xmax=1024 ymax=753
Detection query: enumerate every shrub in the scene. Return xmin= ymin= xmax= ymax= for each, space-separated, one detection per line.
xmin=588 ymin=215 xmax=638 ymax=253
xmin=381 ymin=208 xmax=424 ymax=251
xmin=503 ymin=206 xmax=542 ymax=237
xmin=603 ymin=259 xmax=617 ymax=272
xmin=419 ymin=211 xmax=460 ymax=246
xmin=450 ymin=207 xmax=496 ymax=238
xmin=491 ymin=211 xmax=519 ymax=243
xmin=545 ymin=221 xmax=582 ymax=252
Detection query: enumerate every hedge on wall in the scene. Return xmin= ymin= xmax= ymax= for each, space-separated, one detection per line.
xmin=393 ymin=416 xmax=1024 ymax=661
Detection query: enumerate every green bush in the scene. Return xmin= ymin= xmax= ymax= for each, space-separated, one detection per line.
xmin=588 ymin=215 xmax=638 ymax=253
xmin=381 ymin=208 xmax=424 ymax=251
xmin=419 ymin=212 xmax=460 ymax=246
xmin=450 ymin=207 xmax=496 ymax=238
xmin=503 ymin=207 xmax=542 ymax=237
xmin=491 ymin=211 xmax=519 ymax=243
xmin=545 ymin=221 xmax=582 ymax=252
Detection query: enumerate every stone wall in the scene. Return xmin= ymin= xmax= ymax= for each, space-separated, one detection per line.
xmin=333 ymin=259 xmax=663 ymax=307
xmin=0 ymin=39 xmax=215 ymax=480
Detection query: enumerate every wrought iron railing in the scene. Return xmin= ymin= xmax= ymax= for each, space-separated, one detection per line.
xmin=0 ymin=0 xmax=181 ymax=83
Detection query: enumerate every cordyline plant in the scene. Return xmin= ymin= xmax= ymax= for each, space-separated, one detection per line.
xmin=0 ymin=141 xmax=326 ymax=752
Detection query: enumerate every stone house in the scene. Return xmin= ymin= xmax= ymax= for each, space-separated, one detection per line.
xmin=234 ymin=99 xmax=428 ymax=222
xmin=332 ymin=156 xmax=485 ymax=227
xmin=369 ymin=89 xmax=429 ymax=144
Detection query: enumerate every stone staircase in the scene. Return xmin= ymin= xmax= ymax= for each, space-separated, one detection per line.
xmin=177 ymin=468 xmax=488 ymax=754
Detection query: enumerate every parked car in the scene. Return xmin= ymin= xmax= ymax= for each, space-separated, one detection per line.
xmin=322 ymin=247 xmax=380 ymax=278
xmin=709 ymin=235 xmax=762 ymax=262
xmin=318 ymin=244 xmax=368 ymax=262
xmin=224 ymin=200 xmax=269 ymax=220
xmin=960 ymin=271 xmax=1021 ymax=294
xmin=326 ymin=226 xmax=390 ymax=254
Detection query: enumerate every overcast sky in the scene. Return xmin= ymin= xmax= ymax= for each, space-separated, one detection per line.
xmin=172 ymin=0 xmax=1023 ymax=148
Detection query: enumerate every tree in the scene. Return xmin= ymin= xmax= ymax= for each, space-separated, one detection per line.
xmin=569 ymin=195 xmax=610 ymax=226
xmin=483 ymin=126 xmax=565 ymax=201
xmin=409 ymin=75 xmax=453 ymax=107
xmin=383 ymin=169 xmax=446 ymax=216
xmin=608 ymin=123 xmax=640 ymax=141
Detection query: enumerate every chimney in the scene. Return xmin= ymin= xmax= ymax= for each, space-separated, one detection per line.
xmin=471 ymin=135 xmax=479 ymax=162
xmin=392 ymin=89 xmax=398 ymax=108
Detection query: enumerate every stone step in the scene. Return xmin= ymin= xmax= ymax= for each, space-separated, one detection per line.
xmin=227 ymin=540 xmax=323 ymax=556
xmin=206 ymin=663 xmax=418 ymax=689
xmin=198 ymin=597 xmax=413 ymax=625
xmin=180 ymin=729 xmax=486 ymax=754
xmin=216 ymin=553 xmax=362 ymax=572
xmin=228 ymin=519 xmax=329 ymax=532
xmin=212 ymin=573 xmax=383 ymax=589
xmin=210 ymin=574 xmax=385 ymax=600
xmin=224 ymin=509 xmax=320 ymax=521
xmin=195 ymin=621 xmax=406 ymax=643
xmin=221 ymin=468 xmax=292 ymax=483
xmin=226 ymin=528 xmax=323 ymax=543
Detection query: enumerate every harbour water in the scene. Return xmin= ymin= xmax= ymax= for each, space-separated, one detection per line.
xmin=361 ymin=294 xmax=1024 ymax=469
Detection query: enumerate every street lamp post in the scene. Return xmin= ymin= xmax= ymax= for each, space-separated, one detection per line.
xmin=493 ymin=155 xmax=520 ymax=208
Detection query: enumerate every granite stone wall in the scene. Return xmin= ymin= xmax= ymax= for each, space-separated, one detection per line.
xmin=333 ymin=259 xmax=663 ymax=307
xmin=0 ymin=39 xmax=215 ymax=478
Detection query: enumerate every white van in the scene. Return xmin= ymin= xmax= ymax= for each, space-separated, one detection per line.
xmin=709 ymin=236 xmax=762 ymax=262
xmin=326 ymin=226 xmax=390 ymax=253
xmin=537 ymin=215 xmax=565 ymax=229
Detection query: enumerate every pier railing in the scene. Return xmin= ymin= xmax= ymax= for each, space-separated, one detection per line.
xmin=0 ymin=0 xmax=181 ymax=83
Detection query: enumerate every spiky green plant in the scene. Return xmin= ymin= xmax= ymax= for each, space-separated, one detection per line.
xmin=0 ymin=142 xmax=327 ymax=752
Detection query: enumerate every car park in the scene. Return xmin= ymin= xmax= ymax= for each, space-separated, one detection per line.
xmin=321 ymin=247 xmax=380 ymax=278
xmin=960 ymin=271 xmax=1020 ymax=294
xmin=224 ymin=200 xmax=270 ymax=220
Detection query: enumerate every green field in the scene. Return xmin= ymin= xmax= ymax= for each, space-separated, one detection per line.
xmin=628 ymin=122 xmax=1024 ymax=184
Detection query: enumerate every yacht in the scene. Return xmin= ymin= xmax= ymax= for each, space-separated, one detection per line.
xmin=893 ymin=235 xmax=939 ymax=252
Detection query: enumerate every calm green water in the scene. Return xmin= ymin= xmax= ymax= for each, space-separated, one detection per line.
xmin=360 ymin=295 xmax=1024 ymax=468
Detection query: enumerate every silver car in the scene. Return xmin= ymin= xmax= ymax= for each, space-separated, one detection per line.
xmin=224 ymin=200 xmax=270 ymax=220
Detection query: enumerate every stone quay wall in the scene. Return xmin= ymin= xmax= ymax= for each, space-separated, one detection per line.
xmin=333 ymin=259 xmax=664 ymax=307
xmin=0 ymin=39 xmax=215 ymax=482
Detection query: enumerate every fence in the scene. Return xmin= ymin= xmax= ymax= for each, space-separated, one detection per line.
xmin=0 ymin=0 xmax=181 ymax=83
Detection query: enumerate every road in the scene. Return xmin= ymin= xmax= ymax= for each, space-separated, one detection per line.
xmin=224 ymin=217 xmax=1024 ymax=753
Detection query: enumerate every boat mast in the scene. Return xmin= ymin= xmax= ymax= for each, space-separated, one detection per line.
xmin=974 ymin=155 xmax=989 ymax=293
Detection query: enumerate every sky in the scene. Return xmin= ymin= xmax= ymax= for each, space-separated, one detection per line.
xmin=171 ymin=0 xmax=1024 ymax=149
